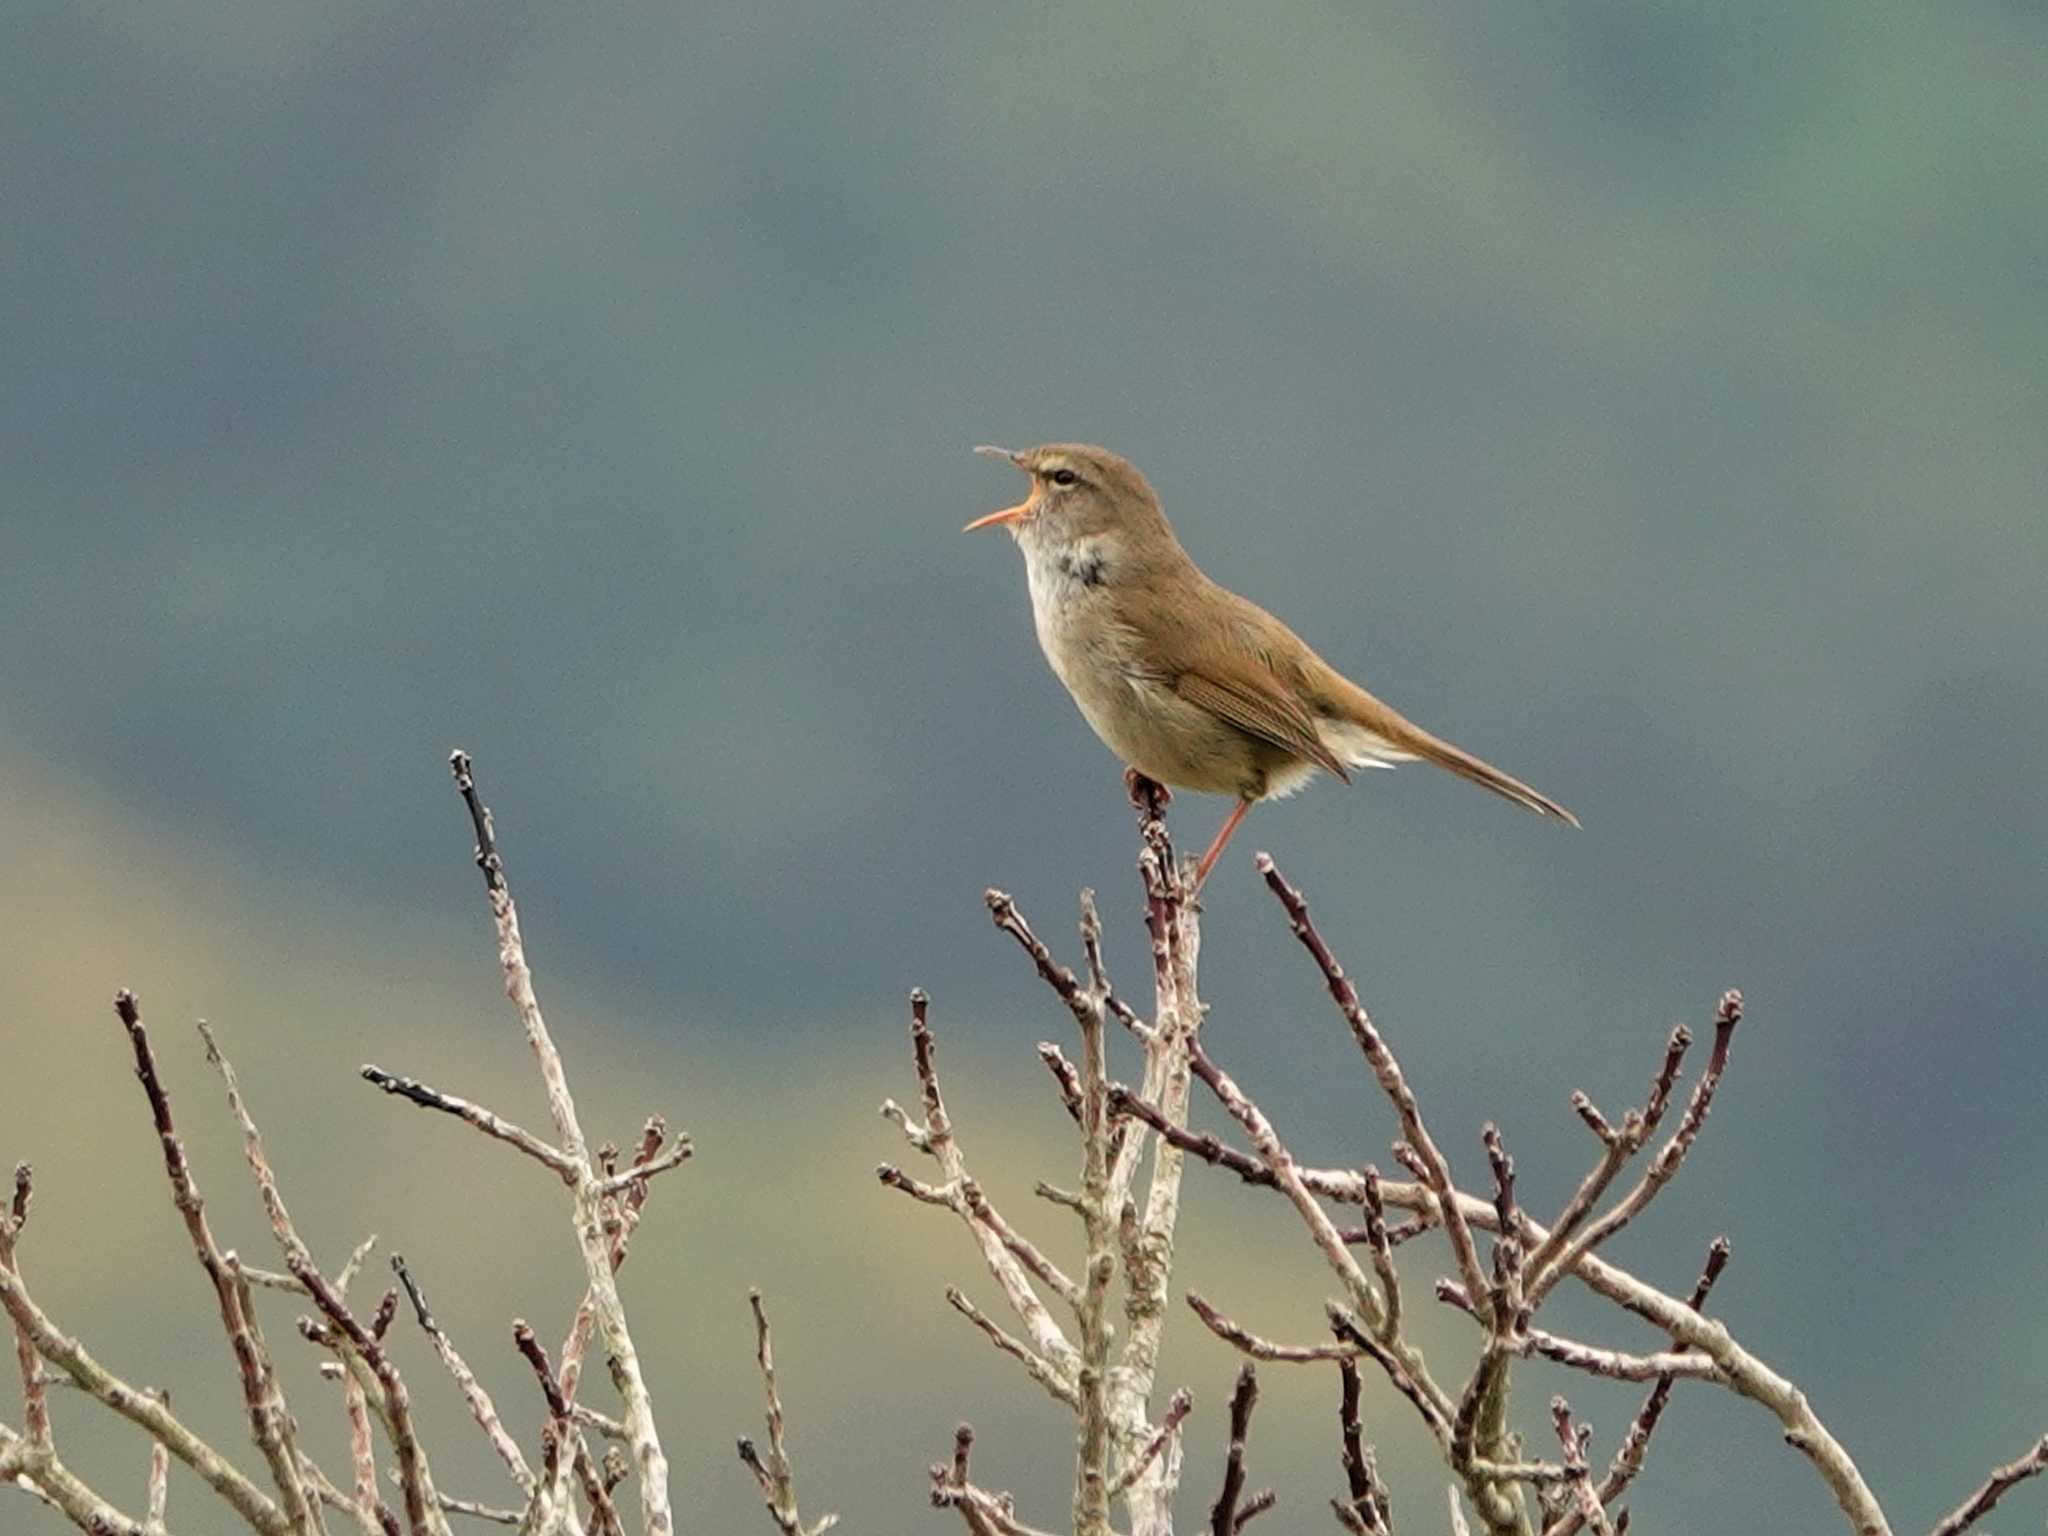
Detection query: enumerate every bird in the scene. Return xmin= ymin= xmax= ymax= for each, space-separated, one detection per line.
xmin=965 ymin=443 xmax=1577 ymax=886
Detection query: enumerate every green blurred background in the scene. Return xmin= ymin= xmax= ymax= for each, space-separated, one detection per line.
xmin=5 ymin=1 xmax=2045 ymax=1530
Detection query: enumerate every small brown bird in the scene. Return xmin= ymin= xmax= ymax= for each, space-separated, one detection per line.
xmin=966 ymin=443 xmax=1577 ymax=885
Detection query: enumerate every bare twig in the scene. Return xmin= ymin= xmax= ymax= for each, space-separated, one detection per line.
xmin=1549 ymin=1398 xmax=1612 ymax=1536
xmin=1928 ymin=1433 xmax=2048 ymax=1536
xmin=1208 ymin=1367 xmax=1271 ymax=1536
xmin=736 ymin=1290 xmax=837 ymax=1536
xmin=878 ymin=987 xmax=1082 ymax=1390
xmin=0 ymin=1245 xmax=287 ymax=1534
xmin=111 ymin=992 xmax=313 ymax=1536
xmin=392 ymin=1257 xmax=533 ymax=1495
xmin=1334 ymin=1359 xmax=1391 ymax=1535
xmin=1185 ymin=1293 xmax=1354 ymax=1364
xmin=0 ymin=1164 xmax=51 ymax=1454
xmin=295 ymin=1255 xmax=435 ymax=1536
xmin=1528 ymin=995 xmax=1743 ymax=1305
xmin=1112 ymin=1388 xmax=1191 ymax=1499
xmin=0 ymin=1420 xmax=152 ymax=1535
xmin=447 ymin=749 xmax=673 ymax=1536
xmin=1542 ymin=1238 xmax=1731 ymax=1536
xmin=1255 ymin=855 xmax=1490 ymax=1308
xmin=947 ymin=1288 xmax=1080 ymax=1411
xmin=929 ymin=1423 xmax=1060 ymax=1536
xmin=358 ymin=1069 xmax=577 ymax=1184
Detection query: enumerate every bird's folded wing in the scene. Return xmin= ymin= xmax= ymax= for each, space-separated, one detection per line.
xmin=1173 ymin=669 xmax=1351 ymax=781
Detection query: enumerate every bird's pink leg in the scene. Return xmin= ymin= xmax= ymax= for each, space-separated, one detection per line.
xmin=1194 ymin=799 xmax=1253 ymax=888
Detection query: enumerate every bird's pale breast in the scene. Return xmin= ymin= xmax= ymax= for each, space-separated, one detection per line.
xmin=1022 ymin=536 xmax=1274 ymax=797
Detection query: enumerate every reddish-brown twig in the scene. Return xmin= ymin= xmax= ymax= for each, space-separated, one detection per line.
xmin=1208 ymin=1366 xmax=1272 ymax=1536
xmin=1528 ymin=994 xmax=1743 ymax=1305
xmin=294 ymin=1254 xmax=431 ymax=1536
xmin=1334 ymin=1358 xmax=1391 ymax=1535
xmin=113 ymin=994 xmax=317 ymax=1536
xmin=1255 ymin=855 xmax=1491 ymax=1310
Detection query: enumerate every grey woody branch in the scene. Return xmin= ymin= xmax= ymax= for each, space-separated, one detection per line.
xmin=889 ymin=776 xmax=1203 ymax=1536
xmin=1 ymin=756 xmax=724 ymax=1536
xmin=1927 ymin=1433 xmax=2048 ymax=1536
xmin=1150 ymin=845 xmax=1982 ymax=1536
xmin=735 ymin=1290 xmax=838 ymax=1536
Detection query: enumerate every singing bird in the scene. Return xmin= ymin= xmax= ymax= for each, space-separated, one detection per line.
xmin=965 ymin=443 xmax=1577 ymax=885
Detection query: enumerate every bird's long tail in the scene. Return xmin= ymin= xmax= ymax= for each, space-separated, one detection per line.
xmin=1313 ymin=663 xmax=1579 ymax=826
xmin=1397 ymin=723 xmax=1579 ymax=826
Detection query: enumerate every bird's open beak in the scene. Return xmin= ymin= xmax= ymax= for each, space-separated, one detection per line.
xmin=965 ymin=444 xmax=1033 ymax=531
xmin=963 ymin=501 xmax=1031 ymax=532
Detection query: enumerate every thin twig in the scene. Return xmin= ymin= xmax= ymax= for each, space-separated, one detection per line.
xmin=392 ymin=1257 xmax=532 ymax=1495
xmin=358 ymin=1069 xmax=577 ymax=1184
xmin=737 ymin=1290 xmax=838 ymax=1536
xmin=1255 ymin=855 xmax=1490 ymax=1308
xmin=447 ymin=749 xmax=673 ymax=1536
xmin=1208 ymin=1366 xmax=1268 ymax=1536
xmin=1928 ymin=1433 xmax=2048 ymax=1536
xmin=1528 ymin=995 xmax=1743 ymax=1305
xmin=1111 ymin=1388 xmax=1190 ymax=1499
xmin=947 ymin=1288 xmax=1081 ymax=1410
xmin=1185 ymin=1293 xmax=1354 ymax=1363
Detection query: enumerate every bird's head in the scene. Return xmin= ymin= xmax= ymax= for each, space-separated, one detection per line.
xmin=965 ymin=443 xmax=1169 ymax=553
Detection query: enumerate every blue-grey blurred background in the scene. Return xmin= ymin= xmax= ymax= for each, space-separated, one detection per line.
xmin=5 ymin=2 xmax=2045 ymax=1530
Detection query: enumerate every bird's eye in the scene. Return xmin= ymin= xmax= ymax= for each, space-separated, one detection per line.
xmin=1049 ymin=468 xmax=1079 ymax=487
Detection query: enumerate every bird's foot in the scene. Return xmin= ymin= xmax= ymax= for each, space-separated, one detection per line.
xmin=1124 ymin=767 xmax=1171 ymax=815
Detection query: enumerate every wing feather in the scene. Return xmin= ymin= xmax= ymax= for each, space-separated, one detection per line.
xmin=1173 ymin=670 xmax=1351 ymax=781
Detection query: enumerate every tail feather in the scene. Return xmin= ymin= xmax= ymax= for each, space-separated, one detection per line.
xmin=1308 ymin=659 xmax=1579 ymax=826
xmin=1401 ymin=725 xmax=1579 ymax=826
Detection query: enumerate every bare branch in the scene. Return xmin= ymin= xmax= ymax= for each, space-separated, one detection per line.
xmin=106 ymin=994 xmax=318 ymax=1536
xmin=1334 ymin=1359 xmax=1391 ymax=1536
xmin=1209 ymin=1367 xmax=1270 ymax=1536
xmin=358 ymin=1068 xmax=577 ymax=1184
xmin=947 ymin=1288 xmax=1081 ymax=1411
xmin=929 ymin=1423 xmax=1060 ymax=1536
xmin=0 ymin=1420 xmax=152 ymax=1535
xmin=0 ymin=1165 xmax=51 ymax=1454
xmin=1036 ymin=1043 xmax=1084 ymax=1124
xmin=295 ymin=1254 xmax=436 ymax=1536
xmin=593 ymin=1140 xmax=694 ymax=1201
xmin=878 ymin=989 xmax=1080 ymax=1387
xmin=1548 ymin=1398 xmax=1612 ymax=1536
xmin=391 ymin=1257 xmax=532 ymax=1496
xmin=1575 ymin=1235 xmax=1731 ymax=1528
xmin=1928 ymin=1433 xmax=2048 ymax=1536
xmin=1112 ymin=1387 xmax=1191 ymax=1499
xmin=1185 ymin=1293 xmax=1354 ymax=1364
xmin=736 ymin=1291 xmax=838 ymax=1536
xmin=446 ymin=749 xmax=673 ymax=1536
xmin=0 ymin=1245 xmax=287 ymax=1534
xmin=1528 ymin=995 xmax=1743 ymax=1305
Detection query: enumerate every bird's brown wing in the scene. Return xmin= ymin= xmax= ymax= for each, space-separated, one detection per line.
xmin=1138 ymin=578 xmax=1578 ymax=823
xmin=1173 ymin=670 xmax=1352 ymax=781
xmin=1133 ymin=582 xmax=1352 ymax=781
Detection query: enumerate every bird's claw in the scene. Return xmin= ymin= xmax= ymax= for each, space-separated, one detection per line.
xmin=1123 ymin=767 xmax=1171 ymax=814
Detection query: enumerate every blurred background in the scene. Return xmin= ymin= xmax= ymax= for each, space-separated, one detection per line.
xmin=5 ymin=1 xmax=2045 ymax=1530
